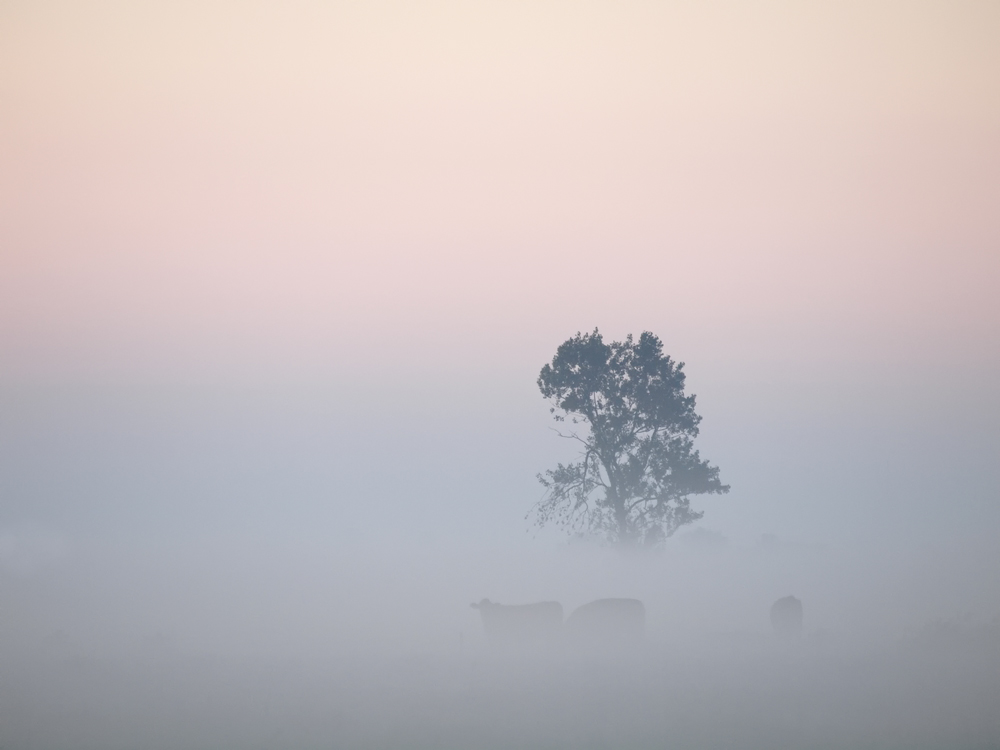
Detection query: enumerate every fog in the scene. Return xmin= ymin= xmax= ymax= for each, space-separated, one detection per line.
xmin=2 ymin=2 xmax=999 ymax=744
xmin=2 ymin=374 xmax=998 ymax=749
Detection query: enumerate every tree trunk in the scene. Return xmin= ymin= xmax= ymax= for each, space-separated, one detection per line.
xmin=614 ymin=503 xmax=632 ymax=547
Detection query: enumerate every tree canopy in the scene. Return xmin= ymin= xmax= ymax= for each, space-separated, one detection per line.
xmin=532 ymin=329 xmax=729 ymax=546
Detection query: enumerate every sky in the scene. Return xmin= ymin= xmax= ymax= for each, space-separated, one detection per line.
xmin=0 ymin=0 xmax=999 ymax=642
xmin=2 ymin=1 xmax=997 ymax=384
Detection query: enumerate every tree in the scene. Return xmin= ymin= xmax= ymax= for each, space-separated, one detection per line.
xmin=532 ymin=329 xmax=729 ymax=547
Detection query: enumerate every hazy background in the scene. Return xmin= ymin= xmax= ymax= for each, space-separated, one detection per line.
xmin=1 ymin=2 xmax=999 ymax=748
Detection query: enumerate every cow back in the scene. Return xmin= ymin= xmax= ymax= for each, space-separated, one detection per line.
xmin=564 ymin=598 xmax=645 ymax=650
xmin=770 ymin=595 xmax=803 ymax=639
xmin=472 ymin=599 xmax=563 ymax=649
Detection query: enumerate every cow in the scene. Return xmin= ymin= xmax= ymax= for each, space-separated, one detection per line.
xmin=770 ymin=595 xmax=803 ymax=639
xmin=564 ymin=598 xmax=645 ymax=650
xmin=470 ymin=599 xmax=563 ymax=649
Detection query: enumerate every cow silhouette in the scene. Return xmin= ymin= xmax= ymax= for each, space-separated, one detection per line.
xmin=770 ymin=595 xmax=803 ymax=639
xmin=564 ymin=598 xmax=645 ymax=650
xmin=470 ymin=599 xmax=563 ymax=649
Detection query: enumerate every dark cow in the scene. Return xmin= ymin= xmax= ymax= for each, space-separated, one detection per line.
xmin=770 ymin=595 xmax=803 ymax=639
xmin=564 ymin=598 xmax=645 ymax=650
xmin=470 ymin=599 xmax=563 ymax=649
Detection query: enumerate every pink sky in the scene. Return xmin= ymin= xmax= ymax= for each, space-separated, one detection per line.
xmin=2 ymin=1 xmax=998 ymax=384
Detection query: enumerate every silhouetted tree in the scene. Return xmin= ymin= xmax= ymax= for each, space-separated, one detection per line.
xmin=532 ymin=329 xmax=729 ymax=547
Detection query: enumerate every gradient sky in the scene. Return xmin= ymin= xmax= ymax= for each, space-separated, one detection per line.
xmin=2 ymin=1 xmax=998 ymax=384
xmin=1 ymin=2 xmax=998 ymax=551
